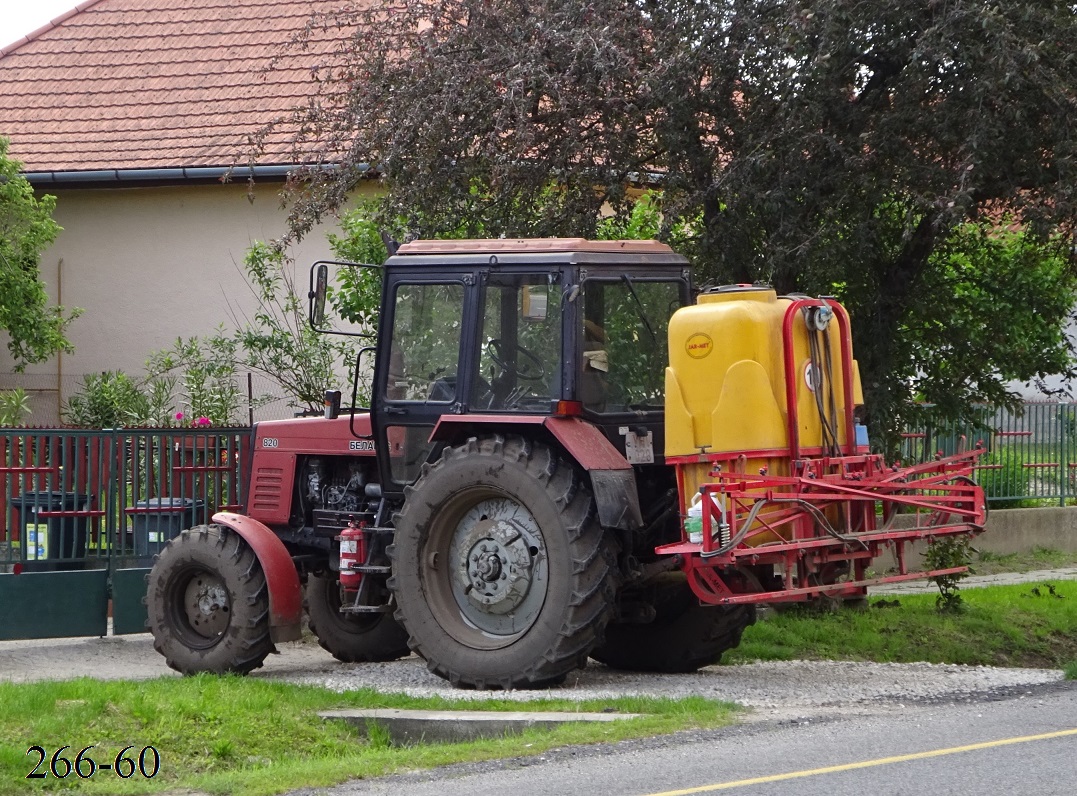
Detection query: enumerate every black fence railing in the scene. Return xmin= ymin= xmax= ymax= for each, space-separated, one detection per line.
xmin=901 ymin=401 xmax=1077 ymax=506
xmin=0 ymin=428 xmax=251 ymax=572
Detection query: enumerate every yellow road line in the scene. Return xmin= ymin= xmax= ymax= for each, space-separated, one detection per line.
xmin=643 ymin=728 xmax=1077 ymax=795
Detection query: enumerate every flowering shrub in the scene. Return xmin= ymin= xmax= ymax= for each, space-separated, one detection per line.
xmin=174 ymin=412 xmax=212 ymax=427
xmin=145 ymin=334 xmax=243 ymax=426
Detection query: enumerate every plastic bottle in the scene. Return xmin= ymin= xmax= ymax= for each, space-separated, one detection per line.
xmin=684 ymin=493 xmax=704 ymax=544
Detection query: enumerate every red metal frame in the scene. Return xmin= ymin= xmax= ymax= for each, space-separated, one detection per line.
xmin=660 ymin=448 xmax=987 ymax=605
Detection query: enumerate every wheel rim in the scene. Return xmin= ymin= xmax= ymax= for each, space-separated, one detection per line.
xmin=169 ymin=567 xmax=232 ymax=647
xmin=425 ymin=492 xmax=548 ymax=650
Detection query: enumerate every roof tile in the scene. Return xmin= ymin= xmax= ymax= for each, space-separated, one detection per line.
xmin=0 ymin=0 xmax=356 ymax=172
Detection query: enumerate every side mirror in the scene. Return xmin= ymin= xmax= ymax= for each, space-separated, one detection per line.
xmin=310 ymin=263 xmax=329 ymax=331
xmin=308 ymin=259 xmax=381 ymax=338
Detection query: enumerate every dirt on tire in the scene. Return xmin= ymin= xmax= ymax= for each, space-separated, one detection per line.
xmin=592 ymin=574 xmax=756 ymax=673
xmin=305 ymin=573 xmax=411 ymax=663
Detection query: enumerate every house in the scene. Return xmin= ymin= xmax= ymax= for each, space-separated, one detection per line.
xmin=0 ymin=0 xmax=375 ymax=422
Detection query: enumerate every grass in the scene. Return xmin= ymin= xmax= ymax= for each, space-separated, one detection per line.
xmin=0 ymin=678 xmax=737 ymax=796
xmin=972 ymin=546 xmax=1077 ymax=575
xmin=728 ymin=580 xmax=1077 ymax=670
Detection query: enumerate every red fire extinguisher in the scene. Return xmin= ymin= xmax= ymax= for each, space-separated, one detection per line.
xmin=338 ymin=523 xmax=366 ymax=591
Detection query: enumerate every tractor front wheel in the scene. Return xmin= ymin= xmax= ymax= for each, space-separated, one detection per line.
xmin=147 ymin=525 xmax=274 ymax=675
xmin=305 ymin=574 xmax=411 ymax=663
xmin=388 ymin=435 xmax=618 ymax=689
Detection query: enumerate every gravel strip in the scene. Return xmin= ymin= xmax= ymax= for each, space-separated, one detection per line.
xmin=281 ymin=656 xmax=1063 ymax=708
xmin=870 ymin=567 xmax=1077 ymax=595
xmin=0 ymin=633 xmax=1062 ymax=712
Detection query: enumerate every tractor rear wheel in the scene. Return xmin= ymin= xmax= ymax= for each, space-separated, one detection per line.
xmin=147 ymin=525 xmax=274 ymax=675
xmin=590 ymin=574 xmax=755 ymax=673
xmin=305 ymin=574 xmax=411 ymax=663
xmin=388 ymin=435 xmax=618 ymax=689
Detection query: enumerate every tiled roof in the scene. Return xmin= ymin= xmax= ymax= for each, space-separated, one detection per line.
xmin=0 ymin=0 xmax=351 ymax=174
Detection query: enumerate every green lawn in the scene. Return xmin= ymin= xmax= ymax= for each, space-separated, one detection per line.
xmin=729 ymin=580 xmax=1077 ymax=669
xmin=972 ymin=546 xmax=1077 ymax=575
xmin=0 ymin=679 xmax=736 ymax=796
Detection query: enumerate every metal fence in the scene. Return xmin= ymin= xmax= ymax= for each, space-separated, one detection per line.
xmin=0 ymin=428 xmax=251 ymax=573
xmin=900 ymin=401 xmax=1077 ymax=506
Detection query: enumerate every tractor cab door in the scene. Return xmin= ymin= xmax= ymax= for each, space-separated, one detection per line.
xmin=372 ymin=277 xmax=474 ymax=493
xmin=472 ymin=272 xmax=564 ymax=413
xmin=371 ymin=270 xmax=566 ymax=494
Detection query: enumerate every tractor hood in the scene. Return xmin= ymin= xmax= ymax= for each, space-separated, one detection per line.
xmin=253 ymin=413 xmax=376 ymax=457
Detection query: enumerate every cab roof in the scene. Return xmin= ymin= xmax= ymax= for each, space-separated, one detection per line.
xmin=394 ymin=238 xmax=676 ymax=256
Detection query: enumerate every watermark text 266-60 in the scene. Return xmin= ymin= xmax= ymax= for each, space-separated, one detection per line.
xmin=26 ymin=745 xmax=160 ymax=779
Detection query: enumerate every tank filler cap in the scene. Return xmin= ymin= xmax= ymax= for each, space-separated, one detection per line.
xmin=697 ymin=284 xmax=777 ymax=304
xmin=807 ymin=304 xmax=834 ymax=331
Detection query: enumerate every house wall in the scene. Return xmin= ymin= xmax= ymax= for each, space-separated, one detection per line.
xmin=0 ymin=180 xmax=377 ymax=422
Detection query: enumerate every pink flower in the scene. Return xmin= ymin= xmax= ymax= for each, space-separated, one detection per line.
xmin=196 ymin=417 xmax=211 ymax=426
xmin=175 ymin=412 xmax=185 ymax=421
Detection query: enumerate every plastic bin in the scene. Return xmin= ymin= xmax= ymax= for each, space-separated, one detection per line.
xmin=14 ymin=491 xmax=90 ymax=563
xmin=132 ymin=497 xmax=203 ymax=556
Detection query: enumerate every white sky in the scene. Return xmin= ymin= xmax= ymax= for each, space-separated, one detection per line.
xmin=1 ymin=0 xmax=80 ymax=49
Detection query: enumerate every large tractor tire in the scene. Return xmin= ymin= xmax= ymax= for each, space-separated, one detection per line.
xmin=388 ymin=435 xmax=618 ymax=689
xmin=146 ymin=525 xmax=274 ymax=675
xmin=305 ymin=574 xmax=411 ymax=663
xmin=590 ymin=574 xmax=755 ymax=673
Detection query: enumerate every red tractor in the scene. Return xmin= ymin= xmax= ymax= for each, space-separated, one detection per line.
xmin=146 ymin=238 xmax=985 ymax=688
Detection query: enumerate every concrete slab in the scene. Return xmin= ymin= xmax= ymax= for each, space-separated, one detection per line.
xmin=319 ymin=708 xmax=642 ymax=745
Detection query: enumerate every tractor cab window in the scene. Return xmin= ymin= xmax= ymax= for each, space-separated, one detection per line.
xmin=382 ymin=281 xmax=466 ymax=485
xmin=580 ymin=277 xmax=683 ymax=413
xmin=473 ymin=275 xmax=563 ymax=411
xmin=384 ymin=282 xmax=466 ymax=402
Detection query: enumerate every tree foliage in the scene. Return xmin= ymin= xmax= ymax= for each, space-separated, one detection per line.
xmin=229 ymin=242 xmax=357 ymax=411
xmin=0 ymin=137 xmax=80 ymax=368
xmin=264 ymin=1 xmax=1077 ymax=449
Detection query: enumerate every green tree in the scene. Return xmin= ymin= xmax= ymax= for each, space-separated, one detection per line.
xmin=262 ymin=1 xmax=1077 ymax=448
xmin=0 ymin=137 xmax=80 ymax=368
xmin=325 ymin=202 xmax=389 ymax=328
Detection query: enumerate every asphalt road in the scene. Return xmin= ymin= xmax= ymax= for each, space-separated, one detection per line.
xmin=307 ymin=683 xmax=1077 ymax=796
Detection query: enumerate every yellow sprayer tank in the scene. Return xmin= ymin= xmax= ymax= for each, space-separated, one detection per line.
xmin=665 ymin=286 xmax=865 ymax=526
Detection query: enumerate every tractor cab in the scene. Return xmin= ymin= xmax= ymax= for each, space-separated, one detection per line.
xmin=367 ymin=238 xmax=692 ymax=492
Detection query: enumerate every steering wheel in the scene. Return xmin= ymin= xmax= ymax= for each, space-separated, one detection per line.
xmin=486 ymin=338 xmax=545 ymax=382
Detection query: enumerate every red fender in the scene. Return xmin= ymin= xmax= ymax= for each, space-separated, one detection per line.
xmin=211 ymin=511 xmax=303 ymax=643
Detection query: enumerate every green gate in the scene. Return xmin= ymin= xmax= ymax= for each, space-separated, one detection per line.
xmin=0 ymin=428 xmax=250 ymax=640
